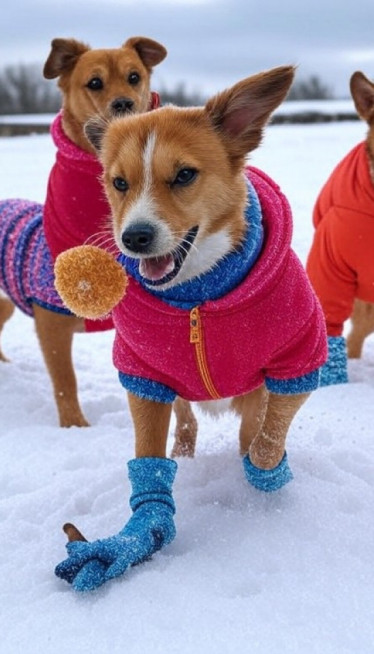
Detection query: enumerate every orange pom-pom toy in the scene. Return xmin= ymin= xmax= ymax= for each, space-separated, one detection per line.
xmin=54 ymin=245 xmax=128 ymax=319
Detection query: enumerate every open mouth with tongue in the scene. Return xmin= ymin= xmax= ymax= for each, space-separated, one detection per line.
xmin=138 ymin=226 xmax=199 ymax=286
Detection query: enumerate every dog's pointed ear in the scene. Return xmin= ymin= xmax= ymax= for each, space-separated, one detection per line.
xmin=205 ymin=66 xmax=295 ymax=163
xmin=123 ymin=36 xmax=167 ymax=69
xmin=350 ymin=71 xmax=374 ymax=122
xmin=43 ymin=38 xmax=90 ymax=79
xmin=84 ymin=117 xmax=108 ymax=152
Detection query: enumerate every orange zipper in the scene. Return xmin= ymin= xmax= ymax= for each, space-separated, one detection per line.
xmin=189 ymin=306 xmax=221 ymax=400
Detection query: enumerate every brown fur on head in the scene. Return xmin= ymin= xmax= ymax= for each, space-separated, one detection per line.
xmin=43 ymin=36 xmax=167 ymax=152
xmin=84 ymin=66 xmax=294 ymax=289
xmin=350 ymin=71 xmax=374 ymax=167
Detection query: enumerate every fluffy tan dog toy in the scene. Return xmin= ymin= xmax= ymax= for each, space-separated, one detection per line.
xmin=54 ymin=245 xmax=128 ymax=319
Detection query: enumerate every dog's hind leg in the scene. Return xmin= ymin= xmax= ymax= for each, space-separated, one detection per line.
xmin=0 ymin=295 xmax=15 ymax=361
xmin=171 ymin=397 xmax=198 ymax=458
xmin=346 ymin=299 xmax=374 ymax=358
xmin=246 ymin=391 xmax=309 ymax=470
xmin=33 ymin=304 xmax=89 ymax=427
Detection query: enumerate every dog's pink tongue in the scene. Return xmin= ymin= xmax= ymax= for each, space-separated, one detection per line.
xmin=140 ymin=254 xmax=175 ymax=281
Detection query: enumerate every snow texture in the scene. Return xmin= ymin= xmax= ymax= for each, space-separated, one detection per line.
xmin=0 ymin=120 xmax=373 ymax=654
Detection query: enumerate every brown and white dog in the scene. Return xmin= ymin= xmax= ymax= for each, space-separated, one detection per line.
xmin=306 ymin=71 xmax=374 ymax=369
xmin=59 ymin=65 xmax=327 ymax=471
xmin=52 ymin=67 xmax=330 ymax=590
xmin=0 ymin=36 xmax=198 ymax=436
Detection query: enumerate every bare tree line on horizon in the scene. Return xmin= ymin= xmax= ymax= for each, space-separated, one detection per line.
xmin=0 ymin=62 xmax=335 ymax=115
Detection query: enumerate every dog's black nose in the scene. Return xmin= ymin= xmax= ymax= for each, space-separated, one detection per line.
xmin=111 ymin=97 xmax=134 ymax=115
xmin=122 ymin=223 xmax=155 ymax=253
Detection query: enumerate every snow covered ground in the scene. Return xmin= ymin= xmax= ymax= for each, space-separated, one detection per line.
xmin=0 ymin=119 xmax=373 ymax=654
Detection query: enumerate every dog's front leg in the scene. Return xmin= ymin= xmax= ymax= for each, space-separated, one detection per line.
xmin=127 ymin=392 xmax=172 ymax=457
xmin=55 ymin=393 xmax=178 ymax=591
xmin=249 ymin=392 xmax=309 ymax=469
xmin=33 ymin=304 xmax=88 ymax=427
xmin=243 ymin=391 xmax=309 ymax=491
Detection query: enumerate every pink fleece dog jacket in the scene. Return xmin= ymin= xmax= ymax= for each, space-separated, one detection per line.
xmin=112 ymin=167 xmax=327 ymax=402
xmin=0 ymin=113 xmax=117 ymax=331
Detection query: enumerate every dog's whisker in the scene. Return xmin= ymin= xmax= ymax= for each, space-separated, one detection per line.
xmin=179 ymin=238 xmax=199 ymax=257
xmin=186 ymin=241 xmax=199 ymax=255
xmin=85 ymin=231 xmax=117 ymax=249
xmin=88 ymin=237 xmax=116 ymax=250
xmin=168 ymin=230 xmax=200 ymax=256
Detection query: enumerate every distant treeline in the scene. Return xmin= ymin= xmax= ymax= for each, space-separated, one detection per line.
xmin=0 ymin=63 xmax=335 ymax=115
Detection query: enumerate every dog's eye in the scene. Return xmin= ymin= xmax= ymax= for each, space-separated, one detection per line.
xmin=87 ymin=77 xmax=104 ymax=91
xmin=172 ymin=168 xmax=198 ymax=187
xmin=113 ymin=177 xmax=129 ymax=192
xmin=128 ymin=72 xmax=140 ymax=85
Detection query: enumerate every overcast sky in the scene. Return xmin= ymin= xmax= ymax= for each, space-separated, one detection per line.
xmin=2 ymin=0 xmax=374 ymax=99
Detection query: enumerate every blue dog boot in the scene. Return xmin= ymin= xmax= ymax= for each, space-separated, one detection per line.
xmin=319 ymin=336 xmax=348 ymax=387
xmin=55 ymin=457 xmax=178 ymax=591
xmin=243 ymin=452 xmax=293 ymax=492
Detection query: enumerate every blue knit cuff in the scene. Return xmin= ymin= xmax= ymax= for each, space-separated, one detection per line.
xmin=319 ymin=336 xmax=348 ymax=387
xmin=118 ymin=372 xmax=177 ymax=403
xmin=243 ymin=452 xmax=293 ymax=491
xmin=265 ymin=369 xmax=320 ymax=394
xmin=128 ymin=457 xmax=177 ymax=513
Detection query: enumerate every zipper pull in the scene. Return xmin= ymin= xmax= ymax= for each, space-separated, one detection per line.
xmin=190 ymin=307 xmax=200 ymax=343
